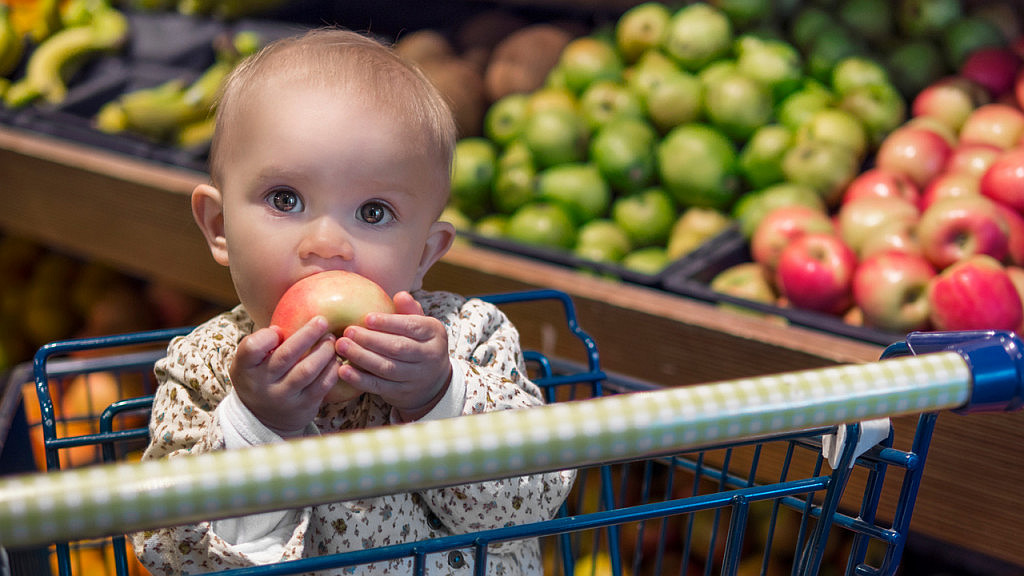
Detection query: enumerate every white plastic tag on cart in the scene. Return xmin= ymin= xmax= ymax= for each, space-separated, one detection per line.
xmin=821 ymin=418 xmax=891 ymax=469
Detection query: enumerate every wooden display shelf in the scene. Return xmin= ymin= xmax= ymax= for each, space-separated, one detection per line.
xmin=1 ymin=124 xmax=1023 ymax=569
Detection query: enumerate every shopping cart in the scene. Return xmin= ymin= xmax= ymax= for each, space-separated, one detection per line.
xmin=1 ymin=289 xmax=1022 ymax=576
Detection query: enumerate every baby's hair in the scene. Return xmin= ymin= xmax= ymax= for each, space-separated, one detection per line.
xmin=208 ymin=27 xmax=457 ymax=190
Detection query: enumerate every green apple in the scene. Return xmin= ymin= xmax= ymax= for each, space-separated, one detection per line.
xmin=615 ymin=2 xmax=671 ymax=63
xmin=806 ymin=24 xmax=867 ymax=85
xmin=666 ymin=206 xmax=733 ymax=259
xmin=483 ymin=93 xmax=529 ymax=147
xmin=522 ymin=107 xmax=589 ymax=169
xmin=624 ymin=49 xmax=681 ymax=101
xmin=557 ymin=36 xmax=624 ymax=95
xmin=839 ymin=82 xmax=907 ymax=147
xmin=589 ymin=116 xmax=658 ymax=194
xmin=838 ymin=0 xmax=893 ymax=47
xmin=884 ymin=39 xmax=947 ymax=98
xmin=492 ymin=140 xmax=537 ymax=214
xmin=702 ymin=67 xmax=774 ymax=142
xmin=657 ymin=123 xmax=741 ymax=210
xmin=732 ymin=182 xmax=825 ymax=238
xmin=536 ymin=162 xmax=611 ymax=224
xmin=578 ymin=80 xmax=644 ymax=130
xmin=789 ymin=6 xmax=836 ymax=52
xmin=831 ymin=56 xmax=891 ymax=96
xmin=621 ymin=246 xmax=671 ymax=275
xmin=644 ymin=69 xmax=703 ymax=133
xmin=574 ymin=219 xmax=633 ymax=263
xmin=710 ymin=261 xmax=777 ymax=305
xmin=796 ymin=107 xmax=869 ymax=161
xmin=663 ymin=3 xmax=733 ymax=72
xmin=898 ymin=0 xmax=962 ymax=38
xmin=734 ymin=34 xmax=802 ymax=101
xmin=942 ymin=16 xmax=1006 ymax=70
xmin=611 ymin=187 xmax=677 ymax=247
xmin=775 ymin=80 xmax=835 ymax=131
xmin=451 ymin=137 xmax=497 ymax=219
xmin=505 ymin=202 xmax=577 ymax=249
xmin=473 ymin=213 xmax=509 ymax=238
xmin=738 ymin=123 xmax=794 ymax=190
xmin=781 ymin=139 xmax=861 ymax=207
xmin=525 ymin=87 xmax=578 ymax=116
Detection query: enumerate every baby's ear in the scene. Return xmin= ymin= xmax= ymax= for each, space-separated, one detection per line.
xmin=191 ymin=183 xmax=230 ymax=267
xmin=412 ymin=220 xmax=456 ymax=290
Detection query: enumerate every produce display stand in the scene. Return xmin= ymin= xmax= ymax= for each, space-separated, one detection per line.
xmin=3 ymin=117 xmax=1024 ymax=570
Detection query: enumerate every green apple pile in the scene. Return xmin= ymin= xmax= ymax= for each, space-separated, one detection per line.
xmin=445 ymin=0 xmax=915 ymax=278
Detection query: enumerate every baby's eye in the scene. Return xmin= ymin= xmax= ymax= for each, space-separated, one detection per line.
xmin=267 ymin=188 xmax=303 ymax=213
xmin=359 ymin=201 xmax=395 ymax=225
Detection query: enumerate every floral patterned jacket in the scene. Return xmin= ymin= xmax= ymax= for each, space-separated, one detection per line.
xmin=132 ymin=290 xmax=576 ymax=575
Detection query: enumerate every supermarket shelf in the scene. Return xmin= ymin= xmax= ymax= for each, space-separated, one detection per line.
xmin=1 ymin=123 xmax=1023 ymax=567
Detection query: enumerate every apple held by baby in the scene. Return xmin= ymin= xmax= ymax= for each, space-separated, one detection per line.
xmin=271 ymin=270 xmax=395 ymax=402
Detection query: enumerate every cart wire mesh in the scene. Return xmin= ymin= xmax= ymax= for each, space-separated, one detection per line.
xmin=1 ymin=289 xmax=1022 ymax=576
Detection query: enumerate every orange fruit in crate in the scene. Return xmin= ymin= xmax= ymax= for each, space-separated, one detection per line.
xmin=61 ymin=371 xmax=148 ymax=429
xmin=49 ymin=543 xmax=107 ymax=576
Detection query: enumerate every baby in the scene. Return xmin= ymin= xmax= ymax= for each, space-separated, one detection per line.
xmin=133 ymin=28 xmax=575 ymax=575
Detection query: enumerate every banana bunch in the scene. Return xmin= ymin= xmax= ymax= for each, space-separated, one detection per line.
xmin=0 ymin=5 xmax=25 ymax=97
xmin=95 ymin=30 xmax=261 ymax=148
xmin=3 ymin=0 xmax=129 ymax=108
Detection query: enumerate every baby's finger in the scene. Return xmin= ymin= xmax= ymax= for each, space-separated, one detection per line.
xmin=234 ymin=328 xmax=282 ymax=370
xmin=266 ymin=316 xmax=331 ymax=373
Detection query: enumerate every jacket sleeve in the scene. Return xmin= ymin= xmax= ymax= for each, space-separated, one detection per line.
xmin=131 ymin=310 xmax=309 ymax=575
xmin=414 ymin=293 xmax=577 ymax=537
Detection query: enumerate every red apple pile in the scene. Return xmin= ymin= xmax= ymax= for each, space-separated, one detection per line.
xmin=731 ymin=44 xmax=1024 ymax=335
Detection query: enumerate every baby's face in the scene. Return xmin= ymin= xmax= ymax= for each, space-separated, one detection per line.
xmin=212 ymin=84 xmax=452 ymax=328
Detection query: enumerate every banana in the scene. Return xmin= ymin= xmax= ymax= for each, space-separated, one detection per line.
xmin=174 ymin=115 xmax=215 ymax=149
xmin=0 ymin=5 xmax=24 ymax=78
xmin=5 ymin=6 xmax=129 ymax=107
xmin=30 ymin=0 xmax=63 ymax=44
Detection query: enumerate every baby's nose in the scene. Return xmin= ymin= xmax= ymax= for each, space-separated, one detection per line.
xmin=300 ymin=218 xmax=355 ymax=261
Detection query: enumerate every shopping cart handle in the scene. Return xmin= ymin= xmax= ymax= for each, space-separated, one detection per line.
xmin=882 ymin=330 xmax=1024 ymax=414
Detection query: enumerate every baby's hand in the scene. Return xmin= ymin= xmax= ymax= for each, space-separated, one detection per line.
xmin=230 ymin=316 xmax=339 ymax=437
xmin=335 ymin=291 xmax=451 ymax=422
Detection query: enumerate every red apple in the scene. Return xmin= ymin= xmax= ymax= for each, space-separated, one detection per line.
xmin=980 ymin=147 xmax=1024 ymax=212
xmin=750 ymin=205 xmax=835 ymax=273
xmin=958 ymin=103 xmax=1024 ymax=150
xmin=271 ymin=270 xmax=396 ymax=403
xmin=944 ymin=142 xmax=1003 ymax=180
xmin=775 ymin=232 xmax=857 ymax=315
xmin=853 ymin=250 xmax=936 ymax=332
xmin=911 ymin=75 xmax=989 ymax=133
xmin=928 ymin=254 xmax=1023 ymax=330
xmin=272 ymin=270 xmax=395 ymax=339
xmin=1005 ymin=265 xmax=1024 ymax=332
xmin=960 ymin=47 xmax=1021 ymax=100
xmin=994 ymin=201 xmax=1024 ymax=267
xmin=875 ymin=125 xmax=953 ymax=189
xmin=841 ymin=167 xmax=921 ymax=206
xmin=919 ymin=170 xmax=981 ymax=211
xmin=859 ymin=219 xmax=923 ymax=259
xmin=836 ymin=196 xmax=920 ymax=258
xmin=916 ymin=195 xmax=1010 ymax=269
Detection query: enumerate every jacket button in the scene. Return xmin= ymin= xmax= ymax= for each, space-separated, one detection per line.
xmin=427 ymin=513 xmax=444 ymax=530
xmin=448 ymin=550 xmax=467 ymax=568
